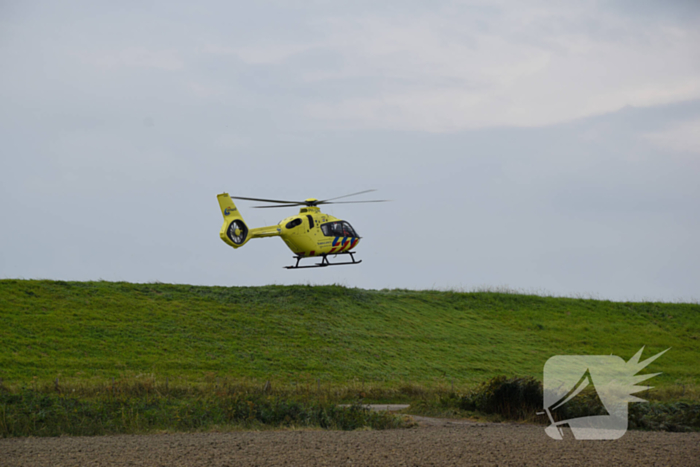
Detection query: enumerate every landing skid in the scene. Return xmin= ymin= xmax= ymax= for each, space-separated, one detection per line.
xmin=285 ymin=251 xmax=362 ymax=269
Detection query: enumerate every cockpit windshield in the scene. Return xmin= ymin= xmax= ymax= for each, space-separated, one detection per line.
xmin=321 ymin=221 xmax=358 ymax=237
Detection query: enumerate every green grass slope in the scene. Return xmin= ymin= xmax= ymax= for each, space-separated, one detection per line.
xmin=1 ymin=280 xmax=698 ymax=387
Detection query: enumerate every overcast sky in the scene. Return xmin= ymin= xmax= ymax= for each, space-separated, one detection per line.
xmin=1 ymin=1 xmax=699 ymax=301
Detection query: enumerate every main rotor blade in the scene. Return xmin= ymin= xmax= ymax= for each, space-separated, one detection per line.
xmin=320 ymin=200 xmax=390 ymax=205
xmin=229 ymin=195 xmax=304 ymax=204
xmin=319 ymin=189 xmax=376 ymax=203
xmin=252 ymin=203 xmax=306 ymax=208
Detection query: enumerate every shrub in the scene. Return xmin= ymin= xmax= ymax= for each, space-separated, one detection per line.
xmin=460 ymin=376 xmax=542 ymax=420
xmin=452 ymin=375 xmax=700 ymax=432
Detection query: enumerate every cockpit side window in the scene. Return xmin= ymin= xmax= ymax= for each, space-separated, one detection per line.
xmin=321 ymin=222 xmax=340 ymax=237
xmin=321 ymin=221 xmax=358 ymax=237
xmin=285 ymin=218 xmax=302 ymax=229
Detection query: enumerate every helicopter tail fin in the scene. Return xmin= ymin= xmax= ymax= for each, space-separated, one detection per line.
xmin=217 ymin=193 xmax=250 ymax=249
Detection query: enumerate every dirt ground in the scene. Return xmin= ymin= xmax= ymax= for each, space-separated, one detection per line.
xmin=1 ymin=417 xmax=698 ymax=467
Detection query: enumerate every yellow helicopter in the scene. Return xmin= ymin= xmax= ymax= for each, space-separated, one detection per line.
xmin=216 ymin=190 xmax=387 ymax=269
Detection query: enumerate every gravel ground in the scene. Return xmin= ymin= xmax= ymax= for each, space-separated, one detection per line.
xmin=1 ymin=419 xmax=698 ymax=467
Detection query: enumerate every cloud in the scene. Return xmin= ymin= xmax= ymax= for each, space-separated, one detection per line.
xmin=79 ymin=47 xmax=185 ymax=71
xmin=293 ymin=4 xmax=700 ymax=131
xmin=202 ymin=43 xmax=318 ymax=65
xmin=644 ymin=118 xmax=700 ymax=155
xmin=10 ymin=1 xmax=696 ymax=133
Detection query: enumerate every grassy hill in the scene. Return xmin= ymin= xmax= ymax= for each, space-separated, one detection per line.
xmin=1 ymin=280 xmax=698 ymax=389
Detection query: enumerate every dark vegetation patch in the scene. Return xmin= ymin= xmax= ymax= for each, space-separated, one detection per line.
xmin=414 ymin=376 xmax=700 ymax=432
xmin=0 ymin=389 xmax=411 ymax=437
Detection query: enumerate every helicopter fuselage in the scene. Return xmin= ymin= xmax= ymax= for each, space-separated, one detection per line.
xmin=278 ymin=206 xmax=360 ymax=257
